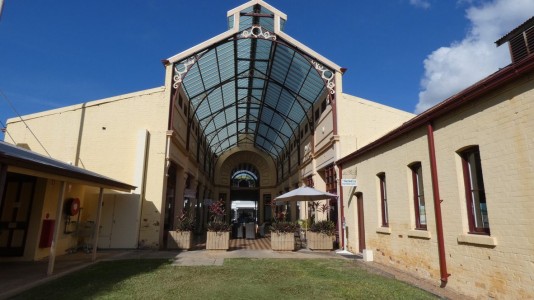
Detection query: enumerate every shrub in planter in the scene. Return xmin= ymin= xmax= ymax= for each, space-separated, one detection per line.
xmin=270 ymin=221 xmax=300 ymax=251
xmin=168 ymin=209 xmax=195 ymax=250
xmin=176 ymin=209 xmax=195 ymax=232
xmin=308 ymin=220 xmax=335 ymax=250
xmin=207 ymin=221 xmax=232 ymax=232
xmin=309 ymin=220 xmax=336 ymax=235
xmin=206 ymin=199 xmax=231 ymax=250
xmin=270 ymin=221 xmax=300 ymax=233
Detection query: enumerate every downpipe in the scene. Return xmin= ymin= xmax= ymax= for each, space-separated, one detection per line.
xmin=427 ymin=122 xmax=450 ymax=286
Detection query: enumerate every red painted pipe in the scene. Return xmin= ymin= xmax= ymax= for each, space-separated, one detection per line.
xmin=426 ymin=122 xmax=450 ymax=285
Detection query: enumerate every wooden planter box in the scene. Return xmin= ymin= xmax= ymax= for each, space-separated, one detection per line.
xmin=307 ymin=232 xmax=334 ymax=250
xmin=206 ymin=231 xmax=230 ymax=250
xmin=271 ymin=232 xmax=295 ymax=251
xmin=167 ymin=231 xmax=193 ymax=250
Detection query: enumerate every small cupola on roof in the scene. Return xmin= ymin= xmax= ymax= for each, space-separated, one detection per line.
xmin=496 ymin=16 xmax=534 ymax=63
xmin=227 ymin=0 xmax=287 ymax=33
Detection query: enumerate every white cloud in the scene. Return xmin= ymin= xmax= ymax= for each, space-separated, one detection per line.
xmin=410 ymin=0 xmax=431 ymax=9
xmin=414 ymin=0 xmax=534 ymax=113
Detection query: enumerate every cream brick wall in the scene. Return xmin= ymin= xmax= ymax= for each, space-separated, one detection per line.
xmin=6 ymin=87 xmax=169 ymax=249
xmin=337 ymin=93 xmax=415 ymax=159
xmin=314 ymin=105 xmax=333 ymax=152
xmin=341 ymin=73 xmax=534 ymax=299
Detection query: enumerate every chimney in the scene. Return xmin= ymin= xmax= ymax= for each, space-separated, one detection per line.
xmin=495 ymin=17 xmax=534 ymax=63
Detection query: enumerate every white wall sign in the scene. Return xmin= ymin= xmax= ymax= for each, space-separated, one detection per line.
xmin=341 ymin=179 xmax=357 ymax=186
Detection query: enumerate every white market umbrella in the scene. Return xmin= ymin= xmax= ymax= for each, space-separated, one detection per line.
xmin=274 ymin=186 xmax=337 ymax=204
xmin=274 ymin=186 xmax=338 ymax=245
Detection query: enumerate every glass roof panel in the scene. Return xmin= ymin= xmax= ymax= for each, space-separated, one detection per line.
xmin=238 ymin=7 xmax=253 ymax=32
xmin=238 ymin=122 xmax=246 ymax=132
xmin=251 ymin=89 xmax=263 ymax=99
xmin=280 ymin=126 xmax=293 ymax=139
xmin=252 ymin=78 xmax=265 ymax=89
xmin=182 ymin=64 xmax=202 ymax=98
xmin=259 ymin=17 xmax=274 ymax=32
xmin=174 ymin=14 xmax=336 ymax=161
xmin=275 ymin=89 xmax=292 ymax=112
xmin=255 ymin=61 xmax=268 ymax=74
xmin=196 ymin=102 xmax=212 ymax=121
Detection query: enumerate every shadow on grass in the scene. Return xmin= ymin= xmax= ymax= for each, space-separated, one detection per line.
xmin=10 ymin=258 xmax=439 ymax=300
xmin=9 ymin=259 xmax=170 ymax=300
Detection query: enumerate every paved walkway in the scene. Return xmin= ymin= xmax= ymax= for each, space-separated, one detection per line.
xmin=0 ymin=248 xmax=468 ymax=300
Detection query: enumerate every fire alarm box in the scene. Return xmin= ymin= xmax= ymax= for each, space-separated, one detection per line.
xmin=39 ymin=219 xmax=55 ymax=248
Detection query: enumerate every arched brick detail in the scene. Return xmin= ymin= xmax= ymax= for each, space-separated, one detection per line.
xmin=215 ymin=146 xmax=276 ymax=187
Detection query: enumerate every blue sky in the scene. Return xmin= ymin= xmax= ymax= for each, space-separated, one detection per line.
xmin=1 ymin=0 xmax=532 ymax=141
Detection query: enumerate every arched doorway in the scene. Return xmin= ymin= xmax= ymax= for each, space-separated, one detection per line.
xmin=230 ymin=163 xmax=260 ymax=225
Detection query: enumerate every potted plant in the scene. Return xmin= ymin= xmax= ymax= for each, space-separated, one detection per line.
xmin=270 ymin=221 xmax=300 ymax=251
xmin=206 ymin=199 xmax=232 ymax=250
xmin=168 ymin=208 xmax=194 ymax=250
xmin=308 ymin=220 xmax=335 ymax=250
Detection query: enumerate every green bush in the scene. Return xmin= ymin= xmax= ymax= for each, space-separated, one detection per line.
xmin=207 ymin=221 xmax=232 ymax=232
xmin=270 ymin=221 xmax=300 ymax=233
xmin=310 ymin=220 xmax=335 ymax=236
xmin=175 ymin=209 xmax=195 ymax=231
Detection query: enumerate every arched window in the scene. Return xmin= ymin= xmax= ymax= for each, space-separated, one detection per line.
xmin=230 ymin=163 xmax=260 ymax=188
xmin=459 ymin=146 xmax=489 ymax=234
xmin=409 ymin=162 xmax=426 ymax=230
xmin=377 ymin=172 xmax=388 ymax=227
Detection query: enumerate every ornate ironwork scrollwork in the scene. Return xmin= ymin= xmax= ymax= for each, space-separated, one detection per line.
xmin=173 ymin=56 xmax=197 ymax=88
xmin=240 ymin=25 xmax=277 ymax=41
xmin=311 ymin=60 xmax=336 ymax=94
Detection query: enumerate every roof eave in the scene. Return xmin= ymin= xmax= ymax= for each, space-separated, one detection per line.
xmin=165 ymin=29 xmax=342 ymax=73
xmin=277 ymin=31 xmax=342 ymax=72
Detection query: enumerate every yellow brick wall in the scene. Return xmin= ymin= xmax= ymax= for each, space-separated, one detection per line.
xmin=6 ymin=87 xmax=169 ymax=249
xmin=341 ymin=73 xmax=534 ymax=298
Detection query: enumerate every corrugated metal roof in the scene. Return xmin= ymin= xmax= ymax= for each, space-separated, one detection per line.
xmin=495 ymin=16 xmax=534 ymax=46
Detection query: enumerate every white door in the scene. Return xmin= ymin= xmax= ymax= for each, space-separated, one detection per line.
xmin=97 ymin=195 xmax=115 ymax=248
xmin=109 ymin=194 xmax=140 ymax=248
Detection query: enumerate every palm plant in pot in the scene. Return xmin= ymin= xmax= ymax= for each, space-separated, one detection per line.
xmin=206 ymin=199 xmax=231 ymax=250
xmin=308 ymin=220 xmax=335 ymax=250
xmin=168 ymin=208 xmax=195 ymax=250
xmin=270 ymin=221 xmax=300 ymax=251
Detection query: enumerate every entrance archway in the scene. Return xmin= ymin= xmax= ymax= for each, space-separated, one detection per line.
xmin=230 ymin=163 xmax=260 ymax=224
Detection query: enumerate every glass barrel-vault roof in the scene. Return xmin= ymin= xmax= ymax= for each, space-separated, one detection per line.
xmin=171 ymin=2 xmax=335 ymax=161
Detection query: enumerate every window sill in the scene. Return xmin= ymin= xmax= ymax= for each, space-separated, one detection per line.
xmin=376 ymin=227 xmax=392 ymax=235
xmin=457 ymin=234 xmax=497 ymax=247
xmin=407 ymin=229 xmax=431 ymax=239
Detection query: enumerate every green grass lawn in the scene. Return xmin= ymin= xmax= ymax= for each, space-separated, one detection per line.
xmin=12 ymin=259 xmax=438 ymax=299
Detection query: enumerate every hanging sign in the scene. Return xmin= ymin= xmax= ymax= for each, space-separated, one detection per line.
xmin=341 ymin=179 xmax=358 ymax=187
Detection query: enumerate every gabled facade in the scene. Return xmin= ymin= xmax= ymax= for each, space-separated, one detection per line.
xmin=3 ymin=0 xmax=413 ymax=253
